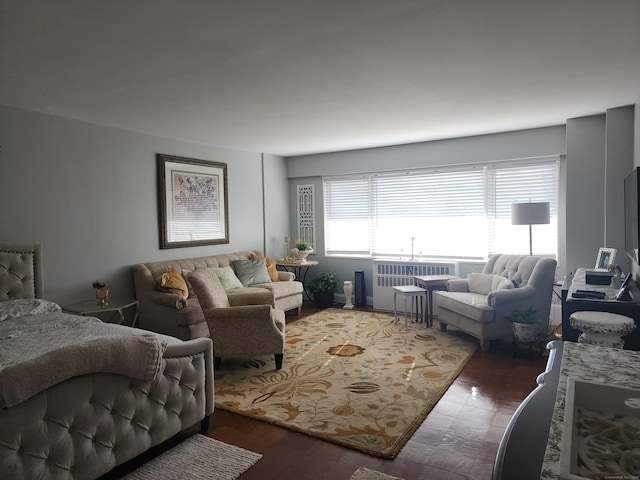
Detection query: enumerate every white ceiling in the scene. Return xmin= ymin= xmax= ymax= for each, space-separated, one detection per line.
xmin=1 ymin=0 xmax=639 ymax=157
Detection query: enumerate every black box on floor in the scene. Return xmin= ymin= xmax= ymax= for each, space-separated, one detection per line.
xmin=585 ymin=270 xmax=613 ymax=285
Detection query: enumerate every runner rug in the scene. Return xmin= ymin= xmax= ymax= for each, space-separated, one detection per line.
xmin=214 ymin=308 xmax=477 ymax=458
xmin=123 ymin=434 xmax=261 ymax=480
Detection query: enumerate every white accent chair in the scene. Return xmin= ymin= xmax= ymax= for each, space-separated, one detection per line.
xmin=434 ymin=254 xmax=557 ymax=352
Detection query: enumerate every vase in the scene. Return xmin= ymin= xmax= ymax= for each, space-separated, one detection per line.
xmin=95 ymin=288 xmax=109 ymax=307
xmin=292 ymin=248 xmax=313 ymax=263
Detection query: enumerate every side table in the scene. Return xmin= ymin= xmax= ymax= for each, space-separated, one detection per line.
xmin=64 ymin=298 xmax=139 ymax=327
xmin=392 ymin=285 xmax=426 ymax=329
xmin=413 ymin=274 xmax=457 ymax=327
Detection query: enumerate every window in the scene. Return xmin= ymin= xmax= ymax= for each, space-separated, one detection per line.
xmin=324 ymin=157 xmax=558 ymax=259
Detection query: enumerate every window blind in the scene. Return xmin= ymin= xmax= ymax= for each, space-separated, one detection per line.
xmin=323 ymin=157 xmax=559 ymax=259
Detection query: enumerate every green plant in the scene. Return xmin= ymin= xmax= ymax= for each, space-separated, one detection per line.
xmin=295 ymin=239 xmax=312 ymax=251
xmin=308 ymin=272 xmax=339 ymax=294
xmin=506 ymin=307 xmax=539 ymax=324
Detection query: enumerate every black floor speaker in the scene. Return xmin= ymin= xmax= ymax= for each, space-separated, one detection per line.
xmin=354 ymin=270 xmax=366 ymax=307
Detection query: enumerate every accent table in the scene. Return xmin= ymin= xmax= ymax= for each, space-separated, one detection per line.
xmin=64 ymin=298 xmax=139 ymax=327
xmin=413 ymin=274 xmax=457 ymax=327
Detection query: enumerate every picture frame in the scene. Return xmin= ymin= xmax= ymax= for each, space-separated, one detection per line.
xmin=157 ymin=154 xmax=229 ymax=249
xmin=594 ymin=247 xmax=616 ymax=271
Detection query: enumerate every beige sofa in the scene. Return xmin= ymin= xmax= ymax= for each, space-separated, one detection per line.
xmin=434 ymin=254 xmax=557 ymax=352
xmin=132 ymin=251 xmax=303 ymax=340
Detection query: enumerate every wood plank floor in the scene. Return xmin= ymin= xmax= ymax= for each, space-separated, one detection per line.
xmin=204 ymin=305 xmax=550 ymax=480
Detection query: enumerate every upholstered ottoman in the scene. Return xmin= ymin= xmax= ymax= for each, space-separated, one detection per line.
xmin=569 ymin=311 xmax=636 ymax=348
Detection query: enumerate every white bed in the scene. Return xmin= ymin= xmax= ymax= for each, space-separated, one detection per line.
xmin=0 ymin=243 xmax=214 ymax=480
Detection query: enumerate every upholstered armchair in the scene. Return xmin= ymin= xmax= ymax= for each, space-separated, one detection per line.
xmin=434 ymin=254 xmax=557 ymax=352
xmin=188 ymin=267 xmax=285 ymax=369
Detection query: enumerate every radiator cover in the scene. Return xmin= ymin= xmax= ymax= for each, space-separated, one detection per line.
xmin=372 ymin=259 xmax=459 ymax=312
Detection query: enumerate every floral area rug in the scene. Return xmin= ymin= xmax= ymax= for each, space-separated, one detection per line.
xmin=214 ymin=308 xmax=477 ymax=458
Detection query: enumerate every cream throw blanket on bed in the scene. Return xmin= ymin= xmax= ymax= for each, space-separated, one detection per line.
xmin=0 ymin=312 xmax=168 ymax=408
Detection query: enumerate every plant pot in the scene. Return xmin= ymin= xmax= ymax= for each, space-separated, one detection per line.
xmin=513 ymin=322 xmax=537 ymax=343
xmin=95 ymin=288 xmax=109 ymax=307
xmin=292 ymin=248 xmax=313 ymax=263
xmin=314 ymin=292 xmax=335 ymax=309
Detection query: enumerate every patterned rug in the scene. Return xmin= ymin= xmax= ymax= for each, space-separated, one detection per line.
xmin=214 ymin=308 xmax=477 ymax=458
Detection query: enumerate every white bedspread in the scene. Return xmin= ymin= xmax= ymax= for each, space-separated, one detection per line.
xmin=0 ymin=312 xmax=177 ymax=408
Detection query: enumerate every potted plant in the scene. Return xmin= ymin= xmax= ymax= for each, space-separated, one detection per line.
xmin=506 ymin=307 xmax=539 ymax=343
xmin=308 ymin=272 xmax=339 ymax=308
xmin=292 ymin=240 xmax=313 ymax=263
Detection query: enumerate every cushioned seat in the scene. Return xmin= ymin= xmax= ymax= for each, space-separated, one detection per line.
xmin=434 ymin=292 xmax=496 ymax=323
xmin=132 ymin=250 xmax=303 ymax=340
xmin=189 ymin=266 xmax=286 ymax=369
xmin=434 ymin=254 xmax=557 ymax=352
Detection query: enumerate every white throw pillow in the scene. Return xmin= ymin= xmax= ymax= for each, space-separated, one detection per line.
xmin=210 ymin=266 xmax=244 ymax=291
xmin=468 ymin=273 xmax=513 ymax=295
xmin=0 ymin=299 xmax=62 ymax=321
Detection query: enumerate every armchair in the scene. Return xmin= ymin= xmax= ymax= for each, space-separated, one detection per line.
xmin=434 ymin=254 xmax=557 ymax=352
xmin=189 ymin=267 xmax=285 ymax=369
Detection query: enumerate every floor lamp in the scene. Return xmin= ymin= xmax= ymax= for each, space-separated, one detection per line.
xmin=511 ymin=202 xmax=550 ymax=255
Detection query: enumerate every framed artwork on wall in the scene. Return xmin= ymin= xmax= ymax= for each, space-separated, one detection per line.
xmin=157 ymin=154 xmax=229 ymax=249
xmin=594 ymin=247 xmax=616 ymax=271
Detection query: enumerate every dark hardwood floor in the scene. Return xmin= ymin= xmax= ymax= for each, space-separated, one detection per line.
xmin=204 ymin=304 xmax=549 ymax=480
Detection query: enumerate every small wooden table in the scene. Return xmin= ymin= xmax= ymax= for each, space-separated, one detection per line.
xmin=413 ymin=274 xmax=457 ymax=327
xmin=64 ymin=298 xmax=139 ymax=327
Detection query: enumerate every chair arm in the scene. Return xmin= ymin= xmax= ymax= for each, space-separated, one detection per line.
xmin=176 ymin=305 xmax=206 ymax=326
xmin=142 ymin=288 xmax=187 ymax=308
xmin=204 ymin=305 xmax=273 ymax=324
xmin=447 ymin=278 xmax=470 ymax=292
xmin=278 ymin=271 xmax=295 ymax=281
xmin=487 ymin=285 xmax=536 ymax=309
xmin=203 ymin=305 xmax=282 ymax=334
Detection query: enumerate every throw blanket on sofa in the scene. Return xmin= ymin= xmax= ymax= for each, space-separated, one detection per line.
xmin=0 ymin=312 xmax=170 ymax=408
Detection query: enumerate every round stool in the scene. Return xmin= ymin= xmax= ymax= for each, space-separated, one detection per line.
xmin=569 ymin=311 xmax=636 ymax=348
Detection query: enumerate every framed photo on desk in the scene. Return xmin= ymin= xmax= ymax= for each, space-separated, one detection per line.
xmin=594 ymin=247 xmax=616 ymax=271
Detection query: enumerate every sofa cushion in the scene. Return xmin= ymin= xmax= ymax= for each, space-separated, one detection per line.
xmin=435 ymin=291 xmax=495 ymax=323
xmin=255 ymin=280 xmax=304 ymax=300
xmin=210 ymin=266 xmax=244 ymax=291
xmin=249 ymin=252 xmax=279 ymax=282
xmin=157 ymin=267 xmax=189 ymax=299
xmin=233 ymin=259 xmax=272 ymax=286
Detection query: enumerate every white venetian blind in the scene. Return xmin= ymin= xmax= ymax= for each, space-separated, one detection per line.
xmin=324 ymin=157 xmax=559 ymax=259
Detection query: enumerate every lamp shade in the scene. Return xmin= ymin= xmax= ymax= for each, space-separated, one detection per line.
xmin=511 ymin=202 xmax=550 ymax=225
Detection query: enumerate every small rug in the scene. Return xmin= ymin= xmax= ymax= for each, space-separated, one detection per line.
xmin=215 ymin=308 xmax=476 ymax=458
xmin=122 ymin=434 xmax=261 ymax=480
xmin=351 ymin=467 xmax=404 ymax=480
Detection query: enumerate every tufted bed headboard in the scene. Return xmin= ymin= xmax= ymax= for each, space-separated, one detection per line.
xmin=0 ymin=243 xmax=44 ymax=301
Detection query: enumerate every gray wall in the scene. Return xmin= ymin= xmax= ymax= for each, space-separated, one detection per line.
xmin=286 ymin=126 xmax=568 ymax=299
xmin=0 ymin=105 xmax=288 ymax=305
xmin=286 ymin=107 xmax=636 ymax=301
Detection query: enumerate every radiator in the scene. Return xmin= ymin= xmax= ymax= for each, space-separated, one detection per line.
xmin=372 ymin=259 xmax=459 ymax=312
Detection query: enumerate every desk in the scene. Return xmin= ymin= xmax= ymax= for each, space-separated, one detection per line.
xmin=495 ymin=341 xmax=640 ymax=479
xmin=561 ymin=268 xmax=640 ymax=349
xmin=276 ymin=259 xmax=319 ymax=302
xmin=64 ymin=298 xmax=139 ymax=327
xmin=413 ymin=274 xmax=457 ymax=327
xmin=540 ymin=341 xmax=640 ymax=479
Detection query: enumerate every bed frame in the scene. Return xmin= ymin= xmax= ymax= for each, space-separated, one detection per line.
xmin=0 ymin=243 xmax=214 ymax=480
